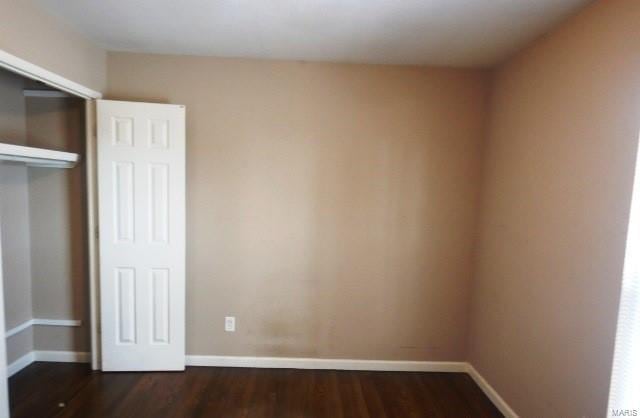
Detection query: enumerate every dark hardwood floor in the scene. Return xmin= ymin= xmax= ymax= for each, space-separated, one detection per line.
xmin=10 ymin=362 xmax=502 ymax=418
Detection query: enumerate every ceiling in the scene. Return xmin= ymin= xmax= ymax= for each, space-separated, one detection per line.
xmin=33 ymin=0 xmax=591 ymax=67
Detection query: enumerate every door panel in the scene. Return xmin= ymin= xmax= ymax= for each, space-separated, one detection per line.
xmin=97 ymin=100 xmax=185 ymax=371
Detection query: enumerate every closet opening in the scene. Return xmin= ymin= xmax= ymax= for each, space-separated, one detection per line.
xmin=0 ymin=65 xmax=92 ymax=415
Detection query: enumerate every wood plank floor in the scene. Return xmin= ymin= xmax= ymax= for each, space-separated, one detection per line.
xmin=10 ymin=362 xmax=503 ymax=418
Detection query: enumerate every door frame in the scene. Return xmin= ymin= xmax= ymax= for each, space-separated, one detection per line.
xmin=0 ymin=48 xmax=103 ymax=380
xmin=0 ymin=219 xmax=9 ymax=418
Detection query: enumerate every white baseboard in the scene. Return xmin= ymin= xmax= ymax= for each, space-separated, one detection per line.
xmin=185 ymin=355 xmax=516 ymax=415
xmin=185 ymin=355 xmax=467 ymax=372
xmin=34 ymin=350 xmax=90 ymax=363
xmin=5 ymin=318 xmax=82 ymax=338
xmin=7 ymin=350 xmax=90 ymax=377
xmin=466 ymin=363 xmax=518 ymax=418
xmin=7 ymin=352 xmax=36 ymax=377
xmin=6 ymin=351 xmax=514 ymax=418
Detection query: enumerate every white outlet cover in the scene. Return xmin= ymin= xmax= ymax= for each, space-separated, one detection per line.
xmin=225 ymin=316 xmax=236 ymax=332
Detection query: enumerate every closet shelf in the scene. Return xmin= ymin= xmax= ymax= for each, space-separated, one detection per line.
xmin=0 ymin=142 xmax=80 ymax=168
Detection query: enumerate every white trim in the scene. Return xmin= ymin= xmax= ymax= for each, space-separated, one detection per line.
xmin=86 ymin=100 xmax=101 ymax=371
xmin=0 ymin=49 xmax=102 ymax=99
xmin=4 ymin=351 xmax=515 ymax=418
xmin=7 ymin=351 xmax=90 ymax=377
xmin=32 ymin=319 xmax=82 ymax=327
xmin=5 ymin=319 xmax=82 ymax=338
xmin=0 ymin=206 xmax=8 ymax=417
xmin=34 ymin=350 xmax=90 ymax=363
xmin=466 ymin=364 xmax=519 ymax=418
xmin=185 ymin=355 xmax=467 ymax=372
xmin=185 ymin=356 xmax=515 ymax=416
xmin=7 ymin=352 xmax=36 ymax=377
xmin=4 ymin=321 xmax=33 ymax=339
xmin=0 ymin=143 xmax=80 ymax=168
xmin=8 ymin=353 xmax=467 ymax=375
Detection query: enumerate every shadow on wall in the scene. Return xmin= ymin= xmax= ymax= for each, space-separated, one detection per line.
xmin=105 ymin=96 xmax=170 ymax=105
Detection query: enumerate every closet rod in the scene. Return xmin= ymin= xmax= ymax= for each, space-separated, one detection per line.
xmin=23 ymin=89 xmax=74 ymax=98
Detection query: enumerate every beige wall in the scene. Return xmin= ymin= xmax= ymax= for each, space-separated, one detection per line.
xmin=0 ymin=68 xmax=34 ymax=363
xmin=467 ymin=0 xmax=640 ymax=416
xmin=0 ymin=69 xmax=27 ymax=145
xmin=26 ymin=97 xmax=90 ymax=352
xmin=0 ymin=0 xmax=106 ymax=92
xmin=108 ymin=53 xmax=489 ymax=360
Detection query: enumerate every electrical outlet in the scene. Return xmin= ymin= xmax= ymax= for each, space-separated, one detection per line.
xmin=224 ymin=316 xmax=236 ymax=332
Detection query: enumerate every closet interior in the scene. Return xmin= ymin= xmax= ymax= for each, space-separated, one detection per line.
xmin=0 ymin=66 xmax=89 ymax=373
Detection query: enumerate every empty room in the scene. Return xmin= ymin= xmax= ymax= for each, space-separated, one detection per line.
xmin=0 ymin=0 xmax=638 ymax=417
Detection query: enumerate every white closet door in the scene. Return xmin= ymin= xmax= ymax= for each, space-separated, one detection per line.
xmin=97 ymin=100 xmax=185 ymax=371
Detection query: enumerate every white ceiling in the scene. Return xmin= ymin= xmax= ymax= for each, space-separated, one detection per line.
xmin=33 ymin=0 xmax=591 ymax=67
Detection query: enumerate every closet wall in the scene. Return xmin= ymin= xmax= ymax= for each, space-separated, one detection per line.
xmin=0 ymin=67 xmax=89 ymax=364
xmin=26 ymin=95 xmax=89 ymax=353
xmin=0 ymin=69 xmax=33 ymax=364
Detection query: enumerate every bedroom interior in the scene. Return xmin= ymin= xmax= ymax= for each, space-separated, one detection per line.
xmin=0 ymin=1 xmax=639 ymax=417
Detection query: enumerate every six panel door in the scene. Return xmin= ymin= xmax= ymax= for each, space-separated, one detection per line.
xmin=97 ymin=100 xmax=185 ymax=371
